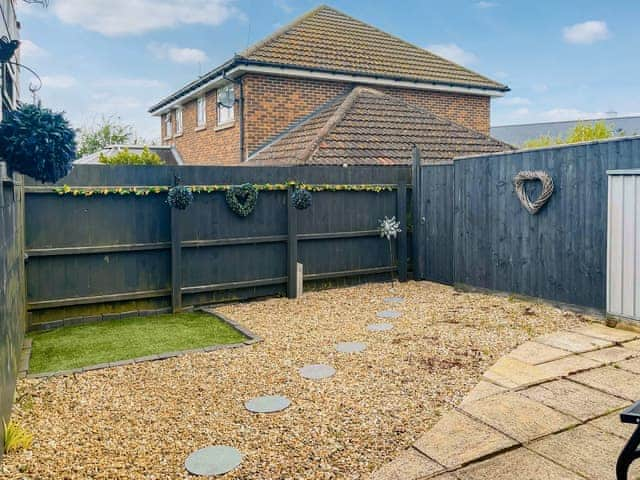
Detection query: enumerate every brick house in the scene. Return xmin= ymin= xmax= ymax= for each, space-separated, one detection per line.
xmin=149 ymin=5 xmax=510 ymax=165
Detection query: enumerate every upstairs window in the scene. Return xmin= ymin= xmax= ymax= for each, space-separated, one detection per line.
xmin=217 ymin=84 xmax=235 ymax=126
xmin=196 ymin=96 xmax=206 ymax=127
xmin=175 ymin=107 xmax=183 ymax=134
xmin=164 ymin=112 xmax=172 ymax=138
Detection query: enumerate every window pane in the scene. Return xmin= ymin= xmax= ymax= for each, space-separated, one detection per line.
xmin=217 ymin=85 xmax=234 ymax=125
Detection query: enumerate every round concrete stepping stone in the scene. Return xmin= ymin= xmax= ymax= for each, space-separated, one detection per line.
xmin=367 ymin=323 xmax=394 ymax=332
xmin=335 ymin=341 xmax=367 ymax=353
xmin=244 ymin=395 xmax=291 ymax=413
xmin=299 ymin=364 xmax=336 ymax=380
xmin=185 ymin=445 xmax=242 ymax=476
xmin=377 ymin=310 xmax=401 ymax=319
xmin=384 ymin=297 xmax=404 ymax=304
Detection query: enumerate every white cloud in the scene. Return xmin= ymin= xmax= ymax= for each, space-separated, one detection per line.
xmin=89 ymin=93 xmax=144 ymax=112
xmin=497 ymin=96 xmax=532 ymax=106
xmin=274 ymin=0 xmax=294 ymax=13
xmin=563 ymin=20 xmax=609 ymax=45
xmin=20 ymin=39 xmax=48 ymax=59
xmin=426 ymin=43 xmax=477 ymax=66
xmin=41 ymin=75 xmax=77 ymax=89
xmin=148 ymin=43 xmax=209 ymax=64
xmin=51 ymin=0 xmax=243 ymax=36
xmin=475 ymin=1 xmax=498 ymax=8
xmin=538 ymin=108 xmax=608 ymax=122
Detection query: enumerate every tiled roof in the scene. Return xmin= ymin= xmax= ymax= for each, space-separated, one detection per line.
xmin=241 ymin=5 xmax=507 ymax=91
xmin=248 ymin=87 xmax=514 ymax=166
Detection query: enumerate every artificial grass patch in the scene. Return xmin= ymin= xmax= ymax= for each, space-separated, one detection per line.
xmin=27 ymin=312 xmax=246 ymax=374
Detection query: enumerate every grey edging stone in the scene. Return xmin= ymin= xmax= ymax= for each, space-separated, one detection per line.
xmin=25 ymin=309 xmax=262 ymax=379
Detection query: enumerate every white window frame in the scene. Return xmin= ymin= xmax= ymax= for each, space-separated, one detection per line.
xmin=196 ymin=96 xmax=206 ymax=128
xmin=164 ymin=112 xmax=172 ymax=138
xmin=216 ymin=84 xmax=235 ymax=126
xmin=175 ymin=107 xmax=183 ymax=135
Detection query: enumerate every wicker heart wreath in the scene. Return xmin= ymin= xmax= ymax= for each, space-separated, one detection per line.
xmin=513 ymin=171 xmax=554 ymax=215
xmin=226 ymin=183 xmax=259 ymax=217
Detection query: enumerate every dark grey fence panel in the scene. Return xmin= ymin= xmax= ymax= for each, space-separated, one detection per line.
xmin=0 ymin=168 xmax=26 ymax=456
xmin=452 ymin=137 xmax=640 ymax=310
xmin=421 ymin=164 xmax=454 ymax=284
xmin=24 ymin=165 xmax=411 ymax=327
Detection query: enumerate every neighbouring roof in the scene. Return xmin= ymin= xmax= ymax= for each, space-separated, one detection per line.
xmin=149 ymin=5 xmax=508 ymax=114
xmin=74 ymin=145 xmax=183 ymax=165
xmin=248 ymin=87 xmax=513 ymax=166
xmin=491 ymin=115 xmax=640 ymax=146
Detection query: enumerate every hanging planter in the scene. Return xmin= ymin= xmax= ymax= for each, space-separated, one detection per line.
xmin=0 ymin=104 xmax=76 ymax=183
xmin=167 ymin=185 xmax=194 ymax=210
xmin=226 ymin=183 xmax=259 ymax=217
xmin=291 ymin=188 xmax=312 ymax=210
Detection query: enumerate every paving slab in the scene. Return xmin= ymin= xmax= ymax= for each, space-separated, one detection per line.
xmin=535 ymin=331 xmax=612 ymax=353
xmin=622 ymin=339 xmax=640 ymax=350
xmin=369 ymin=449 xmax=444 ymax=480
xmin=529 ymin=424 xmax=640 ymax=480
xmin=482 ymin=357 xmax=555 ymax=389
xmin=615 ymin=356 xmax=640 ymax=374
xmin=571 ymin=324 xmax=639 ymax=343
xmin=455 ymin=447 xmax=582 ymax=480
xmin=507 ymin=341 xmax=572 ymax=365
xmin=519 ymin=379 xmax=629 ymax=421
xmin=460 ymin=381 xmax=507 ymax=406
xmin=582 ymin=346 xmax=638 ymax=364
xmin=536 ymin=354 xmax=601 ymax=377
xmin=588 ymin=409 xmax=635 ymax=439
xmin=569 ymin=366 xmax=640 ymax=401
xmin=414 ymin=410 xmax=516 ymax=469
xmin=460 ymin=392 xmax=578 ymax=443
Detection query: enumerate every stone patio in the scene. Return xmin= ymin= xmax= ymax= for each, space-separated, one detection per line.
xmin=370 ymin=323 xmax=640 ymax=480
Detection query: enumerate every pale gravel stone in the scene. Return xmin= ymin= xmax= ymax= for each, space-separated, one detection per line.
xmin=5 ymin=281 xmax=588 ymax=480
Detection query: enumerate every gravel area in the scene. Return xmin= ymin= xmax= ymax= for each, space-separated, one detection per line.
xmin=1 ymin=281 xmax=589 ymax=479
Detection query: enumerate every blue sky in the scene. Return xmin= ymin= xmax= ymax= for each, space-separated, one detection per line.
xmin=14 ymin=0 xmax=640 ymax=141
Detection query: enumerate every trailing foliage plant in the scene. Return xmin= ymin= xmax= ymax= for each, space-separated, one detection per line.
xmin=226 ymin=183 xmax=259 ymax=217
xmin=0 ymin=104 xmax=76 ymax=183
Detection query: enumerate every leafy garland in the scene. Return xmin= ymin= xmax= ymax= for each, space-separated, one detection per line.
xmin=52 ymin=181 xmax=395 ymax=197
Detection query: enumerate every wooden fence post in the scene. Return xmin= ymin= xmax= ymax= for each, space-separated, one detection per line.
xmin=411 ymin=146 xmax=424 ymax=280
xmin=170 ymin=207 xmax=182 ymax=312
xmin=397 ymin=183 xmax=408 ymax=282
xmin=287 ymin=186 xmax=299 ymax=299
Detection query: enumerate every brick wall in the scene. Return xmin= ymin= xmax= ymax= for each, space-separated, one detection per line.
xmin=161 ymin=73 xmax=491 ymax=164
xmin=161 ymin=85 xmax=240 ymax=165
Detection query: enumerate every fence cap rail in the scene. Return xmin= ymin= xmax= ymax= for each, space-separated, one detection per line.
xmin=607 ymin=169 xmax=640 ymax=176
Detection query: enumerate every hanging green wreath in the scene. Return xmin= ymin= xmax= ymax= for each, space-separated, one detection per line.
xmin=166 ymin=185 xmax=194 ymax=210
xmin=291 ymin=188 xmax=312 ymax=210
xmin=226 ymin=183 xmax=259 ymax=217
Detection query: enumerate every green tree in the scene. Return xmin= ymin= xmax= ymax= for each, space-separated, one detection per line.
xmin=77 ymin=117 xmax=133 ymax=157
xmin=522 ymin=120 xmax=618 ymax=148
xmin=99 ymin=146 xmax=164 ymax=166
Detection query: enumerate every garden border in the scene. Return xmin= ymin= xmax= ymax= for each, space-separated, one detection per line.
xmin=24 ymin=308 xmax=262 ymax=379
